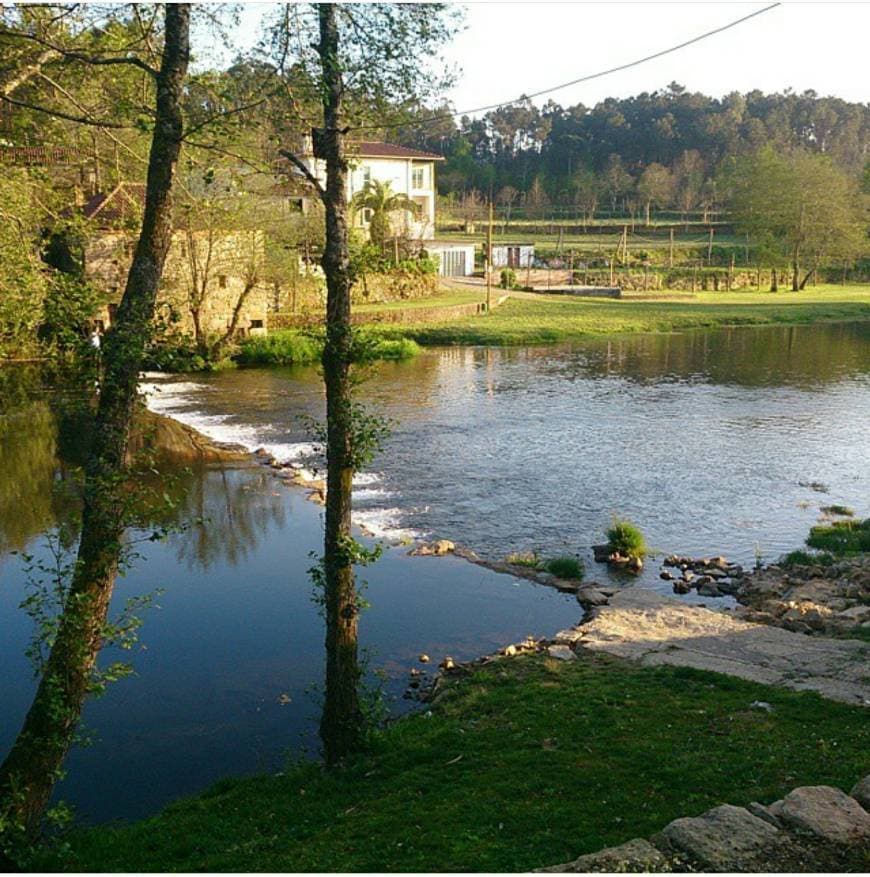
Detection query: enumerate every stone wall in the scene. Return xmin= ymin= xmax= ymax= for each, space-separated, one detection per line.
xmin=85 ymin=229 xmax=270 ymax=337
xmin=352 ymin=269 xmax=439 ymax=304
xmin=575 ymin=268 xmax=788 ymax=292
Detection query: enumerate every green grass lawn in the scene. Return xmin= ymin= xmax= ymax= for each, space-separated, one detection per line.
xmin=367 ymin=285 xmax=870 ymax=346
xmin=354 ymin=289 xmax=484 ymax=311
xmin=59 ymin=652 xmax=869 ymax=872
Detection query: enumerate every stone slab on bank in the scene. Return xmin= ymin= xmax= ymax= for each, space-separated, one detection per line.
xmin=573 ymin=588 xmax=870 ymax=706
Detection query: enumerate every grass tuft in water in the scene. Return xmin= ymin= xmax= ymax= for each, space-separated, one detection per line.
xmin=806 ymin=518 xmax=870 ymax=556
xmin=544 ymin=554 xmax=584 ymax=580
xmin=606 ymin=518 xmax=646 ymax=559
xmin=819 ymin=504 xmax=855 ymax=517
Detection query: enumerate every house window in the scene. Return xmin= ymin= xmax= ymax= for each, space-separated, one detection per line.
xmin=218 ymin=275 xmax=227 ymax=288
xmin=362 ymin=166 xmax=372 ymax=186
xmin=362 ymin=208 xmax=373 ymax=225
xmin=412 ymin=165 xmax=426 ymax=189
xmin=250 ymin=319 xmax=264 ymax=329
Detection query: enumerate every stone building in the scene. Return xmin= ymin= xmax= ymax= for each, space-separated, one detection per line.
xmin=77 ymin=183 xmax=269 ymax=339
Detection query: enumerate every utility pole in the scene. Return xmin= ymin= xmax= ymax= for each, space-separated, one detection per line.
xmin=486 ymin=198 xmax=493 ymax=313
xmin=707 ymin=227 xmax=714 ymax=265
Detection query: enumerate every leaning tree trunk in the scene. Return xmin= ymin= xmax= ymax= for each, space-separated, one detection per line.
xmin=315 ymin=2 xmax=364 ymax=764
xmin=0 ymin=5 xmax=190 ymax=855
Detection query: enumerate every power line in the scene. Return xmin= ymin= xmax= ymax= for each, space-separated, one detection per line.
xmin=348 ymin=2 xmax=781 ymax=133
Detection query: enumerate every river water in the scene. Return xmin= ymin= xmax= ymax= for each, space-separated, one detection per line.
xmin=1 ymin=321 xmax=869 ymax=823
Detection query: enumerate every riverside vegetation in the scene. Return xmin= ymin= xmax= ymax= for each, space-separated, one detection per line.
xmin=53 ymin=654 xmax=869 ymax=872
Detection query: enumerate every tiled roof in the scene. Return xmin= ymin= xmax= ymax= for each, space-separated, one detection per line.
xmin=348 ymin=141 xmax=444 ymax=161
xmin=0 ymin=145 xmax=77 ymax=166
xmin=82 ymin=183 xmax=146 ymax=225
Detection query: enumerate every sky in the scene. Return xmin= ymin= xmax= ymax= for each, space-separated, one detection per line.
xmin=232 ymin=2 xmax=870 ymax=112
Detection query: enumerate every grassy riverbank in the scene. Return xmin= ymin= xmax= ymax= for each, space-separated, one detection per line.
xmin=236 ymin=331 xmax=420 ymax=366
xmin=60 ymin=652 xmax=869 ymax=872
xmin=368 ymin=285 xmax=870 ymax=346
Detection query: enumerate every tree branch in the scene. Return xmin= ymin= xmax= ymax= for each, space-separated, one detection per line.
xmin=0 ymin=27 xmax=159 ymax=77
xmin=279 ymin=147 xmax=326 ymax=201
xmin=0 ymin=93 xmax=135 ymax=128
xmin=182 ymin=96 xmax=270 ymax=142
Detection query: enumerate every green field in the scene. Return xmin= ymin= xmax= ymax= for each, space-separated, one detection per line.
xmin=368 ymin=285 xmax=870 ymax=346
xmin=59 ymin=653 xmax=870 ymax=872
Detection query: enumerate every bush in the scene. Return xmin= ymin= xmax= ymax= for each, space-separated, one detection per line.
xmin=806 ymin=518 xmax=870 ymax=556
xmin=606 ymin=518 xmax=646 ymax=559
xmin=38 ymin=275 xmax=103 ymax=352
xmin=235 ymin=331 xmax=322 ymax=366
xmin=500 ymin=268 xmax=517 ymax=289
xmin=142 ymin=337 xmax=209 ymax=373
xmin=544 ymin=555 xmax=584 ymax=580
xmin=779 ymin=549 xmax=836 ymax=569
xmin=235 ymin=330 xmax=420 ymax=367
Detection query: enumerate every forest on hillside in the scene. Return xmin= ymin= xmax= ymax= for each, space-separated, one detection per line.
xmin=391 ymin=84 xmax=870 ymax=216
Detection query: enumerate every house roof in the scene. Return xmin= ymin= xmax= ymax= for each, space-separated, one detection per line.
xmin=348 ymin=141 xmax=444 ymax=161
xmin=81 ymin=183 xmax=146 ymax=225
xmin=0 ymin=145 xmax=78 ymax=166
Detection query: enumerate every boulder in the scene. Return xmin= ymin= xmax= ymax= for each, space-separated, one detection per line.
xmin=576 ymin=587 xmax=609 ymax=608
xmin=662 ymin=804 xmax=784 ymax=870
xmin=747 ymin=801 xmax=782 ymax=828
xmin=537 ymin=838 xmax=667 ymax=873
xmin=409 ymin=539 xmax=455 ymax=557
xmin=777 ymin=785 xmax=870 ymax=844
xmin=553 ymin=627 xmax=585 ymax=645
xmin=850 ymin=776 xmax=870 ymax=811
xmin=546 ymin=644 xmax=577 ymax=662
xmin=697 ymin=582 xmax=723 ymax=598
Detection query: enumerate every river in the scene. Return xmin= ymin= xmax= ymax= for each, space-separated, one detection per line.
xmin=1 ymin=321 xmax=869 ymax=823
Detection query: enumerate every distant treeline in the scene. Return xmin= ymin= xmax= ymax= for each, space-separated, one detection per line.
xmin=390 ymin=83 xmax=870 ymax=218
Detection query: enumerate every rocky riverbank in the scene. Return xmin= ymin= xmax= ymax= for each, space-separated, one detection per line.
xmin=539 ymin=775 xmax=870 ymax=872
xmin=732 ymin=555 xmax=870 ymax=636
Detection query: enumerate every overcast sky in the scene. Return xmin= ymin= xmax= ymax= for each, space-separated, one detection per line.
xmin=234 ymin=2 xmax=870 ymax=112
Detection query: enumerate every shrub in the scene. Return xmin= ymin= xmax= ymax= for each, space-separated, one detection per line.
xmin=505 ymin=551 xmax=541 ymax=568
xmin=606 ymin=518 xmax=646 ymax=559
xmin=500 ymin=268 xmax=517 ymax=289
xmin=235 ymin=330 xmax=420 ymax=367
xmin=544 ymin=555 xmax=584 ymax=580
xmin=778 ymin=549 xmax=836 ymax=569
xmin=235 ymin=331 xmax=322 ymax=366
xmin=38 ymin=275 xmax=103 ymax=352
xmin=806 ymin=518 xmax=870 ymax=556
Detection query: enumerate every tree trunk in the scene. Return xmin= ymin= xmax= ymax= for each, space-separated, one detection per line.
xmin=770 ymin=266 xmax=778 ymax=292
xmin=645 ymin=200 xmax=651 ymax=227
xmin=0 ymin=5 xmax=190 ymax=854
xmin=315 ymin=3 xmax=363 ymax=765
xmin=792 ymin=246 xmax=800 ymax=291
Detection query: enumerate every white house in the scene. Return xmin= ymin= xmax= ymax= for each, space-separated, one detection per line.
xmin=300 ymin=140 xmax=442 ymax=239
xmin=296 ymin=139 xmax=474 ymax=277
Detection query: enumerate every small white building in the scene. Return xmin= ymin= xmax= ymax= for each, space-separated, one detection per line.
xmin=424 ymin=241 xmax=476 ymax=277
xmin=491 ymin=244 xmax=535 ymax=269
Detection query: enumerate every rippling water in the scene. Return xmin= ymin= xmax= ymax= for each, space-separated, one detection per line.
xmin=1 ymin=321 xmax=869 ymax=823
xmin=147 ymin=322 xmax=870 ymax=567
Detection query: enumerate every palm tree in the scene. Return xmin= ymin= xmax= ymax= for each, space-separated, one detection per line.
xmin=350 ymin=179 xmax=420 ymax=250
